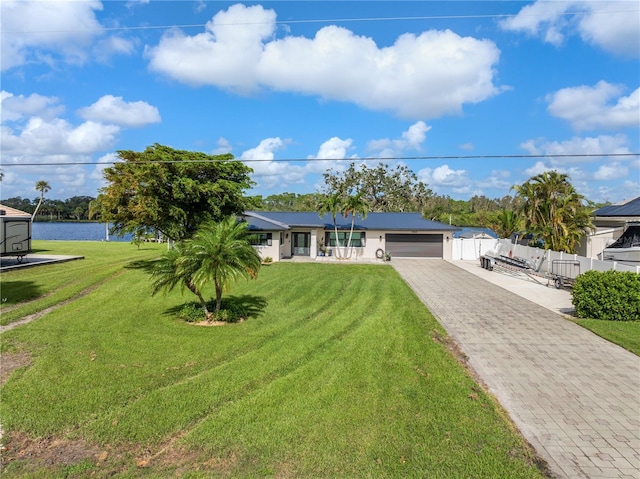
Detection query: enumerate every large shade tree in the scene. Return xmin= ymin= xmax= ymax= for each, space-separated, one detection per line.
xmin=512 ymin=171 xmax=594 ymax=253
xmin=151 ymin=217 xmax=261 ymax=319
xmin=97 ymin=144 xmax=254 ymax=241
xmin=322 ymin=162 xmax=432 ymax=212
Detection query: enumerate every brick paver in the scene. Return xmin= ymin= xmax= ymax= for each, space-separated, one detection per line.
xmin=392 ymin=259 xmax=640 ymax=479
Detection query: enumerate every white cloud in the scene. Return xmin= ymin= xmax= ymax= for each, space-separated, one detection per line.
xmin=211 ymin=137 xmax=232 ymax=155
xmin=417 ymin=164 xmax=469 ymax=188
xmin=94 ymin=36 xmax=138 ymax=63
xmin=477 ymin=169 xmax=512 ymax=190
xmin=77 ymin=95 xmax=161 ymax=128
xmin=240 ymin=137 xmax=306 ymax=189
xmin=594 ymin=162 xmax=629 ymax=180
xmin=519 ymin=134 xmax=632 ymax=166
xmin=147 ymin=4 xmax=502 ymax=119
xmin=367 ymin=121 xmax=431 ymax=157
xmin=1 ymin=0 xmax=138 ymax=71
xmin=547 ymin=82 xmax=640 ymax=131
xmin=2 ymin=117 xmax=120 ymax=156
xmin=524 ymin=161 xmax=557 ymax=177
xmin=1 ymin=0 xmax=103 ymax=71
xmin=500 ymin=1 xmax=640 ymax=57
xmin=1 ymin=91 xmax=65 ymax=122
xmin=305 ymin=136 xmax=355 ymax=175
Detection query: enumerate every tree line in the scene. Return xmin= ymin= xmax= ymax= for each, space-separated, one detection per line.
xmin=1 ymin=194 xmax=96 ymax=221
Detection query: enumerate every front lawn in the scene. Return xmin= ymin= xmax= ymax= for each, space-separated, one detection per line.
xmin=1 ymin=241 xmax=547 ymax=478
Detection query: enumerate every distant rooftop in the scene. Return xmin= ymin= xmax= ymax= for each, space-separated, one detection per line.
xmin=593 ymin=197 xmax=640 ymax=217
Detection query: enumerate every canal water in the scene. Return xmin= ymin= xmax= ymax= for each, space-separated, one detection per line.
xmin=31 ymin=222 xmax=133 ymax=242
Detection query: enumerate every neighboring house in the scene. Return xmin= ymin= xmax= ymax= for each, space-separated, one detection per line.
xmin=453 ymin=227 xmax=498 ymax=240
xmin=579 ymin=196 xmax=640 ymax=258
xmin=243 ymin=211 xmax=460 ymax=261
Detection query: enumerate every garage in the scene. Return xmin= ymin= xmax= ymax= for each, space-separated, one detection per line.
xmin=385 ymin=233 xmax=443 ymax=258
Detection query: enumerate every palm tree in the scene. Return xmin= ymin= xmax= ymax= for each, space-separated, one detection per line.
xmin=512 ymin=171 xmax=594 ymax=253
xmin=151 ymin=217 xmax=261 ymax=319
xmin=31 ymin=180 xmax=51 ymax=223
xmin=488 ymin=209 xmax=521 ymax=239
xmin=317 ymin=193 xmax=343 ymax=258
xmin=151 ymin=241 xmax=208 ymax=315
xmin=342 ymin=193 xmax=369 ymax=258
xmin=188 ymin=217 xmax=261 ymax=315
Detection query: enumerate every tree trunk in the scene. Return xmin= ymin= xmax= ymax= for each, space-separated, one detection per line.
xmin=215 ymin=281 xmax=223 ymax=315
xmin=186 ymin=281 xmax=209 ymax=319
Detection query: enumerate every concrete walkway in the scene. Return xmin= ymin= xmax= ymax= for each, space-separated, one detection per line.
xmin=392 ymin=259 xmax=640 ymax=479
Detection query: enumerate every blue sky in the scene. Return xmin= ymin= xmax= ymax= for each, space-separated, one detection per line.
xmin=1 ymin=0 xmax=639 ymax=204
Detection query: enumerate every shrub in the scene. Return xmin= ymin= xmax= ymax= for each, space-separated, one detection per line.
xmin=572 ymin=270 xmax=640 ymax=321
xmin=178 ymin=303 xmax=204 ymax=322
xmin=211 ymin=299 xmax=248 ymax=323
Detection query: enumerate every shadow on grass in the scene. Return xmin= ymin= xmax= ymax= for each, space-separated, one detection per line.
xmin=124 ymin=258 xmax=157 ymax=273
xmin=166 ymin=294 xmax=268 ymax=321
xmin=0 ymin=280 xmax=42 ymax=304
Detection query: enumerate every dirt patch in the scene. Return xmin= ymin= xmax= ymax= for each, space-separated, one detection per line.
xmin=1 ymin=431 xmax=102 ymax=468
xmin=0 ymin=351 xmax=31 ymax=386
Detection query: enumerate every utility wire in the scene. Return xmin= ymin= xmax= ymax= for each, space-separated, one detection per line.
xmin=1 ymin=153 xmax=637 ymax=167
xmin=2 ymin=9 xmax=638 ymax=35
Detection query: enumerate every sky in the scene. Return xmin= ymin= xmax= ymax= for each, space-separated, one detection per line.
xmin=1 ymin=0 xmax=639 ymax=205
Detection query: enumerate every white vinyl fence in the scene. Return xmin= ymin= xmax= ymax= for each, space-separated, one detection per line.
xmin=452 ymin=238 xmax=640 ymax=274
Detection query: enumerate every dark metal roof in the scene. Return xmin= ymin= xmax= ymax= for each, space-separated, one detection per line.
xmin=244 ymin=211 xmax=459 ymax=232
xmin=594 ymin=197 xmax=640 ymax=217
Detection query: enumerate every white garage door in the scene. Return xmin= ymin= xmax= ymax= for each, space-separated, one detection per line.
xmin=386 ymin=234 xmax=443 ymax=258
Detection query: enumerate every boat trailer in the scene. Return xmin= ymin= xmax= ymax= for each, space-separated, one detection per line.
xmin=479 ymin=253 xmax=580 ymax=289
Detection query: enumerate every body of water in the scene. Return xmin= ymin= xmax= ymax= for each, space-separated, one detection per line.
xmin=32 ymin=222 xmax=133 ymax=242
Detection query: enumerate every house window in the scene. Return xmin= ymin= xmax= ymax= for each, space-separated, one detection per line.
xmin=325 ymin=232 xmax=366 ymax=247
xmin=249 ymin=233 xmax=272 ymax=246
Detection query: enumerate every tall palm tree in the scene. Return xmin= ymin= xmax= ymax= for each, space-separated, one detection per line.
xmin=512 ymin=171 xmax=593 ymax=253
xmin=31 ymin=180 xmax=51 ymax=223
xmin=317 ymin=193 xmax=343 ymax=258
xmin=342 ymin=193 xmax=369 ymax=258
xmin=151 ymin=217 xmax=261 ymax=319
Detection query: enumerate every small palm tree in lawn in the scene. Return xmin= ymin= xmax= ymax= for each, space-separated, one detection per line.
xmin=151 ymin=217 xmax=261 ymax=320
xmin=343 ymin=193 xmax=369 ymax=258
xmin=31 ymin=180 xmax=51 ymax=223
xmin=188 ymin=217 xmax=261 ymax=316
xmin=151 ymin=241 xmax=209 ymax=316
xmin=318 ymin=193 xmax=343 ymax=258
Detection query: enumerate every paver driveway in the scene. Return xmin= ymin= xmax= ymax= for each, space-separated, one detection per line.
xmin=392 ymin=259 xmax=640 ymax=479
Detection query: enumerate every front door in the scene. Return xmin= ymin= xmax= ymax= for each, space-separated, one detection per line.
xmin=292 ymin=232 xmax=310 ymax=256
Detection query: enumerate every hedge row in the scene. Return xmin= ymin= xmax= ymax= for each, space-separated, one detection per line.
xmin=572 ymin=270 xmax=640 ymax=321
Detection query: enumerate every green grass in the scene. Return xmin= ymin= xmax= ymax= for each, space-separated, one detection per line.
xmin=575 ymin=319 xmax=640 ymax=355
xmin=1 ymin=241 xmax=547 ymax=478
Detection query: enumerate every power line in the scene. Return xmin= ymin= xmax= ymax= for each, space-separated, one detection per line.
xmin=2 ymin=9 xmax=638 ymax=35
xmin=1 ymin=153 xmax=637 ymax=167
